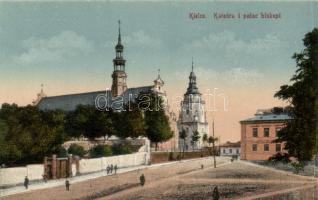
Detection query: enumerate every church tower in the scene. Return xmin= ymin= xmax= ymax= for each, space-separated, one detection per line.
xmin=177 ymin=60 xmax=209 ymax=150
xmin=111 ymin=20 xmax=127 ymax=97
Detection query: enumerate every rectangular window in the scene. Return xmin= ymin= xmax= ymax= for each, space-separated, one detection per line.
xmin=223 ymin=149 xmax=226 ymax=154
xmin=229 ymin=149 xmax=232 ymax=154
xmin=236 ymin=149 xmax=239 ymax=154
xmin=252 ymin=144 xmax=257 ymax=151
xmin=275 ymin=127 xmax=281 ymax=137
xmin=264 ymin=128 xmax=270 ymax=137
xmin=253 ymin=128 xmax=258 ymax=137
xmin=276 ymin=143 xmax=281 ymax=152
xmin=264 ymin=144 xmax=269 ymax=151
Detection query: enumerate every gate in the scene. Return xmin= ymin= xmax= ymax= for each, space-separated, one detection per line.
xmin=44 ymin=155 xmax=74 ymax=179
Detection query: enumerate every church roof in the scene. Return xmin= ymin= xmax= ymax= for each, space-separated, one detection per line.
xmin=185 ymin=60 xmax=200 ymax=95
xmin=37 ymin=86 xmax=153 ymax=111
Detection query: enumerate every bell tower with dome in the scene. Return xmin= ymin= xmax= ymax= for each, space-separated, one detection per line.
xmin=111 ymin=20 xmax=127 ymax=97
xmin=177 ymin=60 xmax=209 ymax=150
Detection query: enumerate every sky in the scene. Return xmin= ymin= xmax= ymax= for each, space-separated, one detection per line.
xmin=0 ymin=1 xmax=317 ymax=143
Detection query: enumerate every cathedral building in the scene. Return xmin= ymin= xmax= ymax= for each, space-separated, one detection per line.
xmin=33 ymin=21 xmax=178 ymax=150
xmin=34 ymin=21 xmax=165 ymax=111
xmin=177 ymin=62 xmax=209 ymax=150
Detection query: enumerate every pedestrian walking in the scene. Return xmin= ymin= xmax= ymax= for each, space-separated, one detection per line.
xmin=114 ymin=164 xmax=118 ymax=174
xmin=139 ymin=174 xmax=145 ymax=186
xmin=212 ymin=186 xmax=220 ymax=200
xmin=106 ymin=165 xmax=110 ymax=174
xmin=24 ymin=176 xmax=29 ymax=189
xmin=65 ymin=179 xmax=70 ymax=191
xmin=201 ymin=164 xmax=204 ymax=169
xmin=110 ymin=164 xmax=113 ymax=174
xmin=42 ymin=174 xmax=47 ymax=183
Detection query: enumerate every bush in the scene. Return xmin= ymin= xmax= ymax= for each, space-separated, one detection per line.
xmin=291 ymin=162 xmax=304 ymax=174
xmin=90 ymin=145 xmax=112 ymax=158
xmin=57 ymin=147 xmax=68 ymax=158
xmin=68 ymin=144 xmax=86 ymax=157
xmin=112 ymin=144 xmax=133 ymax=156
xmin=268 ymin=153 xmax=291 ymax=164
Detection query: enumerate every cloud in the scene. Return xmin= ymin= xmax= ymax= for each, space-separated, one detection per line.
xmin=16 ymin=31 xmax=94 ymax=64
xmin=124 ymin=30 xmax=162 ymax=49
xmin=186 ymin=31 xmax=281 ymax=55
xmin=174 ymin=66 xmax=263 ymax=87
xmin=179 ymin=31 xmax=284 ymax=68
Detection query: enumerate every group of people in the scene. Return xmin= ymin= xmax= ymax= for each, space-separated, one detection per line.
xmin=106 ymin=164 xmax=118 ymax=175
xmin=24 ymin=176 xmax=71 ymax=191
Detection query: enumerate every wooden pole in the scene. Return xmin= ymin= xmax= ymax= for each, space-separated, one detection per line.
xmin=213 ymin=119 xmax=216 ymax=168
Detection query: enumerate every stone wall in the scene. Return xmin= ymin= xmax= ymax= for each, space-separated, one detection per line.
xmin=78 ymin=152 xmax=147 ymax=174
xmin=0 ymin=138 xmax=150 ymax=188
xmin=0 ymin=164 xmax=43 ymax=187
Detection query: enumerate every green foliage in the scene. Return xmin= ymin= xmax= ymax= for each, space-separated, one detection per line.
xmin=66 ymin=105 xmax=114 ymax=141
xmin=57 ymin=147 xmax=68 ymax=158
xmin=138 ymin=92 xmax=173 ymax=149
xmin=208 ymin=136 xmax=218 ymax=146
xmin=191 ymin=131 xmax=201 ymax=149
xmin=179 ymin=129 xmax=187 ymax=140
xmin=291 ymin=162 xmax=305 ymax=174
xmin=0 ymin=104 xmax=67 ymax=165
xmin=111 ymin=144 xmax=133 ymax=155
xmin=112 ymin=104 xmax=146 ymax=139
xmin=202 ymin=133 xmax=208 ymax=143
xmin=90 ymin=145 xmax=112 ymax=158
xmin=68 ymin=144 xmax=86 ymax=157
xmin=274 ymin=28 xmax=318 ymax=161
xmin=268 ymin=152 xmax=291 ymax=164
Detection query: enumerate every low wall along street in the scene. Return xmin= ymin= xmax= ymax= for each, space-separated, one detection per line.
xmin=0 ymin=152 xmax=149 ymax=188
xmin=79 ymin=152 xmax=148 ymax=174
xmin=0 ymin=138 xmax=151 ymax=188
xmin=0 ymin=164 xmax=44 ymax=187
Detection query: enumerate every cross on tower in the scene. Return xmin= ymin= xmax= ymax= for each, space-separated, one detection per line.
xmin=191 ymin=57 xmax=194 ymax=72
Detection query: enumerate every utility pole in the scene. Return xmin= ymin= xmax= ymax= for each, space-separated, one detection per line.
xmin=212 ymin=119 xmax=216 ymax=168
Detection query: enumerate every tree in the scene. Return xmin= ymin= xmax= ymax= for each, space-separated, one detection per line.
xmin=274 ymin=28 xmax=318 ymax=162
xmin=191 ymin=131 xmax=200 ymax=150
xmin=113 ymin=104 xmax=146 ymax=139
xmin=0 ymin=119 xmax=21 ymax=165
xmin=68 ymin=144 xmax=86 ymax=157
xmin=66 ymin=105 xmax=114 ymax=142
xmin=179 ymin=129 xmax=187 ymax=158
xmin=208 ymin=136 xmax=218 ymax=147
xmin=111 ymin=144 xmax=133 ymax=155
xmin=90 ymin=145 xmax=112 ymax=158
xmin=208 ymin=136 xmax=218 ymax=168
xmin=0 ymin=104 xmax=67 ymax=165
xmin=202 ymin=133 xmax=208 ymax=147
xmin=138 ymin=92 xmax=173 ymax=150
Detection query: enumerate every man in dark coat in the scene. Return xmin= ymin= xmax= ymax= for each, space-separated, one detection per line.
xmin=140 ymin=174 xmax=145 ymax=186
xmin=24 ymin=176 xmax=29 ymax=189
xmin=212 ymin=186 xmax=220 ymax=200
xmin=65 ymin=179 xmax=70 ymax=191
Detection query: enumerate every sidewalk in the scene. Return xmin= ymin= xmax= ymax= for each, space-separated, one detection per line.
xmin=0 ymin=156 xmax=227 ymax=198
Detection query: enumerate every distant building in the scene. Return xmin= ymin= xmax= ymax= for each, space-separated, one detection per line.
xmin=177 ymin=62 xmax=209 ymax=151
xmin=32 ymin=21 xmax=178 ymax=150
xmin=240 ymin=109 xmax=292 ymax=161
xmin=219 ymin=141 xmax=241 ymax=158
